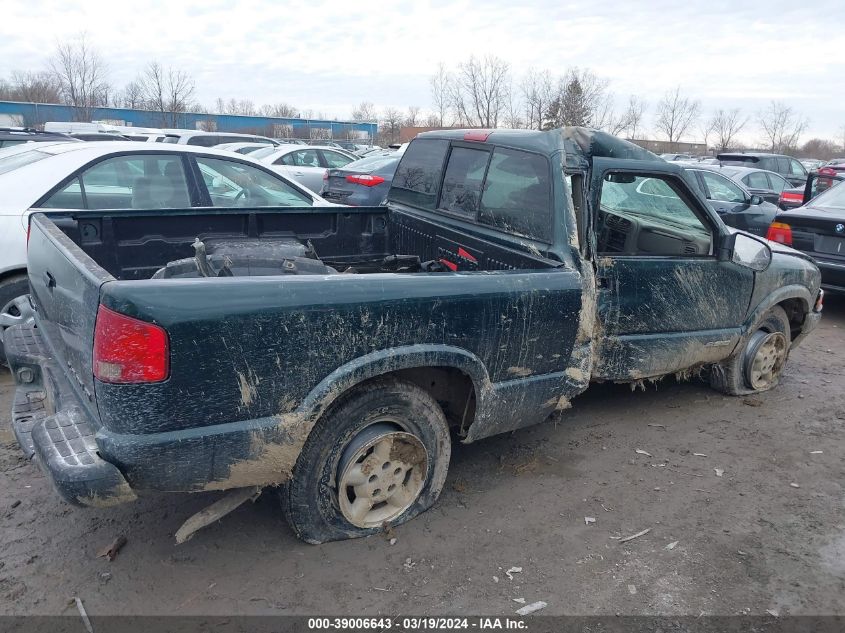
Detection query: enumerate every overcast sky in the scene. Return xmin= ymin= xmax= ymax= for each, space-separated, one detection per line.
xmin=2 ymin=0 xmax=844 ymax=143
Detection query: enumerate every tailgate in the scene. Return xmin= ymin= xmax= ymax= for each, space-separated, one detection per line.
xmin=26 ymin=213 xmax=112 ymax=409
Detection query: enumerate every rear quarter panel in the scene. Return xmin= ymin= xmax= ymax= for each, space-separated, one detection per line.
xmin=96 ymin=269 xmax=584 ymax=436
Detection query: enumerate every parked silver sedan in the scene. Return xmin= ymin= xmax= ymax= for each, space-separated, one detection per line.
xmin=258 ymin=145 xmax=358 ymax=191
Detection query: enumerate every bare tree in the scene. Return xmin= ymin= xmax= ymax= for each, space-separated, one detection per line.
xmin=0 ymin=78 xmax=14 ymax=102
xmin=623 ymin=96 xmax=646 ymax=139
xmin=503 ymin=83 xmax=524 ymax=129
xmin=710 ymin=108 xmax=747 ymax=152
xmin=593 ymin=97 xmax=630 ymax=136
xmin=453 ymin=55 xmax=510 ymax=128
xmin=137 ymin=61 xmax=195 ymax=127
xmin=8 ymin=71 xmax=62 ymax=104
xmin=380 ymin=107 xmax=404 ymax=145
xmin=654 ymin=86 xmax=700 ymax=149
xmin=520 ymin=68 xmax=554 ymax=130
xmin=352 ymin=101 xmax=378 ymax=121
xmin=800 ymin=138 xmax=838 ymax=161
xmin=698 ymin=118 xmax=715 ymax=152
xmin=116 ymin=81 xmax=145 ymax=109
xmin=404 ymin=106 xmax=420 ymax=127
xmin=429 ymin=62 xmax=451 ymax=127
xmin=233 ymin=99 xmax=256 ymax=116
xmin=757 ymin=101 xmax=807 ymax=153
xmin=50 ymin=34 xmax=110 ymax=121
xmin=259 ymin=102 xmax=299 ymax=118
xmin=423 ymin=113 xmax=441 ymax=127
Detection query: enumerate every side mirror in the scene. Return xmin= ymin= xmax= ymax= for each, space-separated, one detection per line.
xmin=749 ymin=194 xmax=763 ymax=206
xmin=731 ymin=232 xmax=772 ymax=271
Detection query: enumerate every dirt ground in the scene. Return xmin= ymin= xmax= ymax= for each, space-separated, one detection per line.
xmin=1 ymin=297 xmax=844 ymax=618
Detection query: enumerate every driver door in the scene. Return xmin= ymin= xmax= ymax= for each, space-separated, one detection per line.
xmin=591 ymin=158 xmax=754 ymax=381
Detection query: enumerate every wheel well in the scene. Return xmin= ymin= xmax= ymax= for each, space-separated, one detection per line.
xmin=353 ymin=367 xmax=477 ymax=435
xmin=778 ymin=298 xmax=807 ymax=339
xmin=0 ymin=268 xmax=27 ymax=287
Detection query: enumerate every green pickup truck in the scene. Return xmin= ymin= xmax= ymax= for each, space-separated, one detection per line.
xmin=5 ymin=127 xmax=822 ymax=543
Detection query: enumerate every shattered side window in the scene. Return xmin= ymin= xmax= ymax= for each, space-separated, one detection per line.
xmin=598 ymin=173 xmax=713 ymax=256
xmin=388 ymin=139 xmax=449 ymax=210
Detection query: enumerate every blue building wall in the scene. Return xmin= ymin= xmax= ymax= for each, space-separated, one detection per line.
xmin=0 ymin=101 xmax=377 ymax=139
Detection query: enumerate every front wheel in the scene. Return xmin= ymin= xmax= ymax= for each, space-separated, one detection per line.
xmin=283 ymin=378 xmax=451 ymax=544
xmin=711 ymin=305 xmax=791 ymax=395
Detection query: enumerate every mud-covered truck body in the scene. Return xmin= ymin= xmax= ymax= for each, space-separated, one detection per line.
xmin=6 ymin=127 xmax=822 ymax=543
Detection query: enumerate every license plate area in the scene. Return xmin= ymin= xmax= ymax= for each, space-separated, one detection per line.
xmin=815 ymin=235 xmax=845 ymax=255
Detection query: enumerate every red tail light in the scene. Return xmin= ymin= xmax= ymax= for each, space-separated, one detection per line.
xmin=345 ymin=174 xmax=385 ymax=187
xmin=779 ymin=191 xmax=803 ymax=205
xmin=93 ymin=305 xmax=169 ymax=384
xmin=766 ymin=222 xmax=793 ymax=246
xmin=323 ymin=171 xmax=329 ymax=180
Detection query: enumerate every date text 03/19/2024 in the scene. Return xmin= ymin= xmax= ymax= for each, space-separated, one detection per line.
xmin=307 ymin=617 xmax=529 ymax=630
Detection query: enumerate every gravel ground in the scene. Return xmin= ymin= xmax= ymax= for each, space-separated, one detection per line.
xmin=1 ymin=296 xmax=843 ymax=617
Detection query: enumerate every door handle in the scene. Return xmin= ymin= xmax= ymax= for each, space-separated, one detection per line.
xmin=43 ymin=271 xmax=56 ymax=291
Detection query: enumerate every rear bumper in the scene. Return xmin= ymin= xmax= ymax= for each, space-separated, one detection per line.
xmin=4 ymin=324 xmax=136 ymax=507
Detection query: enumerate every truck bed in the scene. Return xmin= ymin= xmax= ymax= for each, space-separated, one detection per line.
xmin=15 ymin=205 xmax=587 ymax=500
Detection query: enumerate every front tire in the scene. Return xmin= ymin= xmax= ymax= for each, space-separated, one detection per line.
xmin=283 ymin=378 xmax=451 ymax=544
xmin=710 ymin=305 xmax=791 ymax=396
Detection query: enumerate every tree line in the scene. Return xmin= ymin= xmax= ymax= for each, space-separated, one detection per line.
xmin=1 ymin=37 xmax=843 ymax=156
xmin=425 ymin=55 xmax=842 ymax=157
xmin=0 ymin=35 xmax=310 ymax=130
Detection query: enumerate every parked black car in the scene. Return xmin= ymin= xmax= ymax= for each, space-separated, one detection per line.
xmin=717 ymin=152 xmax=808 ymax=187
xmin=684 ymin=167 xmax=778 ymax=237
xmin=0 ymin=127 xmax=77 ymax=149
xmin=321 ymin=152 xmax=400 ymax=206
xmin=770 ymin=176 xmax=845 ymax=292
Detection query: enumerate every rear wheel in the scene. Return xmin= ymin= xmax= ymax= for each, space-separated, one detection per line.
xmin=284 ymin=378 xmax=451 ymax=544
xmin=0 ymin=275 xmax=33 ymax=367
xmin=711 ymin=305 xmax=791 ymax=395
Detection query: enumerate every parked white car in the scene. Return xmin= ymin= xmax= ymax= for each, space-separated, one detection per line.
xmin=161 ymin=130 xmax=279 ymax=147
xmin=0 ymin=142 xmax=331 ymax=360
xmin=45 ymin=122 xmax=166 ymax=143
xmin=258 ymin=145 xmax=358 ymax=191
xmin=214 ymin=142 xmax=278 ymax=155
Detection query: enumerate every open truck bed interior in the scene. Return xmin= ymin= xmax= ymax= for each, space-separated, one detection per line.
xmin=47 ymin=205 xmax=560 ymax=280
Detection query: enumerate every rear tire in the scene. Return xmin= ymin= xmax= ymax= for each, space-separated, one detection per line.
xmin=710 ymin=305 xmax=791 ymax=396
xmin=283 ymin=378 xmax=451 ymax=544
xmin=0 ymin=275 xmax=32 ymax=367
